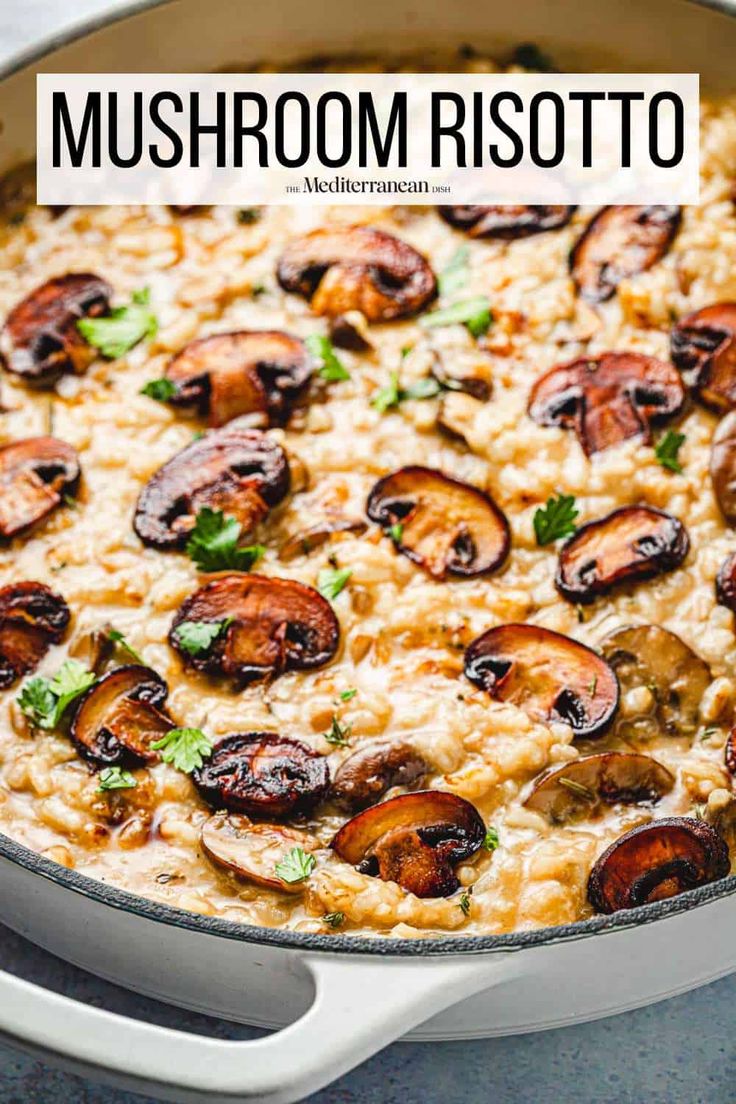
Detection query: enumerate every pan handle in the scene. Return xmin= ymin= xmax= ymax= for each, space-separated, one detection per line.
xmin=0 ymin=951 xmax=518 ymax=1103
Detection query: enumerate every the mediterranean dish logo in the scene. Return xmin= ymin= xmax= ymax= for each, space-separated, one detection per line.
xmin=37 ymin=73 xmax=699 ymax=206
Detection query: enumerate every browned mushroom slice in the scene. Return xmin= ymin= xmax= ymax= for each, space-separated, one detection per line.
xmin=726 ymin=728 xmax=736 ymax=777
xmin=133 ymin=422 xmax=289 ymax=550
xmin=600 ymin=624 xmax=711 ymax=737
xmin=276 ymin=226 xmax=437 ymax=322
xmin=671 ymin=303 xmax=736 ymax=410
xmin=328 ymin=313 xmax=373 ymax=352
xmin=70 ymin=664 xmax=173 ymax=766
xmin=432 ymin=358 xmax=491 ymax=402
xmin=279 ymin=517 xmax=367 ymax=562
xmin=164 ymin=331 xmax=312 ymax=427
xmin=556 ymin=506 xmax=689 ymax=604
xmin=711 ymin=411 xmax=736 ymax=524
xmin=439 ymin=205 xmax=575 ymax=239
xmin=570 ymin=205 xmax=681 ymax=303
xmin=527 ymin=353 xmax=685 ymax=456
xmin=525 ymin=752 xmax=674 ymax=823
xmin=464 ymin=624 xmax=618 ymax=738
xmin=332 ymin=741 xmax=428 ymax=812
xmin=587 ymin=817 xmax=730 ymax=914
xmin=192 ymin=732 xmax=329 ymax=817
xmin=0 ymin=274 xmax=112 ymax=386
xmin=716 ymin=551 xmax=736 ymax=612
xmin=169 ymin=573 xmax=339 ymax=683
xmin=0 ymin=436 xmax=80 ymax=538
xmin=201 ymin=812 xmax=318 ymax=893
xmin=366 ymin=466 xmax=509 ymax=579
xmin=0 ymin=581 xmax=70 ymax=688
xmin=331 ymin=790 xmax=485 ymax=898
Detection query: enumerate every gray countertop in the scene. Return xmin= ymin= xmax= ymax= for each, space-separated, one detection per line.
xmin=0 ymin=3 xmax=733 ymax=1100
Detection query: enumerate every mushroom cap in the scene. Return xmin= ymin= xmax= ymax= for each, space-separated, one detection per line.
xmin=587 ymin=817 xmax=730 ymax=914
xmin=525 ymin=752 xmax=674 ymax=822
xmin=0 ymin=581 xmax=70 ymax=688
xmin=556 ymin=506 xmax=689 ymax=604
xmin=366 ymin=465 xmax=510 ymax=579
xmin=201 ymin=812 xmax=319 ymax=894
xmin=69 ymin=663 xmax=173 ymax=766
xmin=710 ymin=410 xmax=736 ymax=524
xmin=528 ymin=352 xmax=685 ymax=456
xmin=165 ymin=330 xmax=312 ymax=427
xmin=716 ymin=551 xmax=736 ymax=612
xmin=133 ymin=422 xmax=290 ymax=550
xmin=439 ymin=205 xmax=575 ymax=239
xmin=671 ymin=302 xmax=736 ymax=410
xmin=0 ymin=435 xmax=80 ymax=538
xmin=570 ymin=205 xmax=681 ymax=303
xmin=332 ymin=740 xmax=428 ymax=812
xmin=464 ymin=623 xmax=619 ymax=738
xmin=276 ymin=226 xmax=437 ymax=322
xmin=192 ymin=732 xmax=330 ymax=817
xmin=169 ymin=573 xmax=339 ymax=683
xmin=0 ymin=273 xmax=111 ymax=386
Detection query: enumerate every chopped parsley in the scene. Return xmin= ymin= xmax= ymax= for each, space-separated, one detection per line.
xmin=533 ymin=493 xmax=579 ymax=546
xmin=97 ymin=766 xmax=137 ymax=793
xmin=151 ymin=727 xmax=213 ymax=773
xmin=78 ymin=287 xmax=158 ymax=359
xmin=420 ymin=296 xmax=492 ymax=338
xmin=275 ymin=847 xmax=316 ymax=884
xmin=237 ymin=207 xmax=261 ymax=224
xmin=482 ymin=826 xmax=500 ymax=852
xmin=438 ymin=245 xmax=470 ymax=297
xmin=317 ymin=566 xmax=352 ymax=601
xmin=371 ymin=371 xmax=442 ymax=413
xmin=458 ymin=888 xmax=473 ymax=916
xmin=173 ymin=619 xmax=232 ymax=657
xmin=18 ymin=660 xmax=96 ymax=730
xmin=323 ymin=911 xmax=345 ymax=929
xmin=186 ymin=507 xmax=265 ymax=573
xmin=654 ymin=429 xmax=686 ymax=474
xmin=107 ymin=629 xmax=143 ymax=663
xmin=388 ymin=522 xmax=404 ymax=543
xmin=324 ymin=715 xmax=352 ymax=748
xmin=339 ymin=688 xmax=357 ymax=702
xmin=305 ymin=334 xmax=350 ymax=382
xmin=140 ymin=378 xmax=177 ymax=402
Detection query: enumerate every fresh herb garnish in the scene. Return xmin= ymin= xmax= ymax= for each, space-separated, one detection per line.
xmin=78 ymin=287 xmax=158 ymax=359
xmin=323 ymin=911 xmax=345 ymax=929
xmin=305 ymin=334 xmax=350 ymax=382
xmin=389 ymin=522 xmax=404 ymax=543
xmin=186 ymin=507 xmax=265 ymax=573
xmin=482 ymin=826 xmax=500 ymax=852
xmin=654 ymin=429 xmax=686 ymax=473
xmin=558 ymin=777 xmax=596 ymax=801
xmin=420 ymin=297 xmax=492 ymax=338
xmin=533 ymin=493 xmax=579 ymax=546
xmin=237 ymin=207 xmax=261 ymax=224
xmin=275 ymin=847 xmax=316 ymax=884
xmin=458 ymin=888 xmax=473 ymax=916
xmin=438 ymin=245 xmax=470 ymax=297
xmin=371 ymin=371 xmax=442 ymax=413
xmin=140 ymin=378 xmax=177 ymax=402
xmin=150 ymin=727 xmax=213 ymax=773
xmin=317 ymin=566 xmax=352 ymax=601
xmin=324 ymin=715 xmax=352 ymax=748
xmin=63 ymin=494 xmax=78 ymax=510
xmin=339 ymin=688 xmax=358 ymax=702
xmin=97 ymin=766 xmax=137 ymax=793
xmin=18 ymin=659 xmax=96 ymax=730
xmin=107 ymin=629 xmax=143 ymax=663
xmin=173 ymin=618 xmax=232 ymax=657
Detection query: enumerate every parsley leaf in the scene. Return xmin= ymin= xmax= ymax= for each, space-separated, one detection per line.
xmin=324 ymin=715 xmax=352 ymax=747
xmin=372 ymin=372 xmax=401 ymax=413
xmin=17 ymin=678 xmax=57 ymax=729
xmin=97 ymin=766 xmax=137 ymax=792
xmin=458 ymin=889 xmax=472 ymax=916
xmin=107 ymin=629 xmax=143 ymax=663
xmin=78 ymin=287 xmax=158 ymax=359
xmin=483 ymin=826 xmax=500 ymax=852
xmin=323 ymin=911 xmax=345 ymax=928
xmin=18 ymin=659 xmax=96 ymax=730
xmin=186 ymin=508 xmax=265 ymax=573
xmin=173 ymin=618 xmax=232 ymax=657
xmin=533 ymin=493 xmax=579 ymax=546
xmin=389 ymin=523 xmax=404 ymax=543
xmin=438 ymin=245 xmax=470 ymax=297
xmin=339 ymin=688 xmax=357 ymax=702
xmin=420 ymin=296 xmax=493 ymax=338
xmin=654 ymin=429 xmax=686 ymax=473
xmin=371 ymin=371 xmax=442 ymax=413
xmin=151 ymin=727 xmax=213 ymax=773
xmin=400 ymin=377 xmax=442 ymax=401
xmin=275 ymin=847 xmax=316 ymax=884
xmin=305 ymin=334 xmax=350 ymax=382
xmin=141 ymin=378 xmax=177 ymax=402
xmin=317 ymin=566 xmax=352 ymax=601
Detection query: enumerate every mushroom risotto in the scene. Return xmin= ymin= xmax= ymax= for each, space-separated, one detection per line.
xmin=2 ymin=49 xmax=736 ymax=939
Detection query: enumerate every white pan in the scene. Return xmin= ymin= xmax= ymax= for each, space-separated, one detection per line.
xmin=1 ymin=1 xmax=736 ymax=1100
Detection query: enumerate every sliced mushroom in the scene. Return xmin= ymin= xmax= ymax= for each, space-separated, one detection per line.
xmin=69 ymin=664 xmax=173 ymax=766
xmin=0 ymin=436 xmax=80 ymax=538
xmin=328 ymin=312 xmax=373 ymax=352
xmin=726 ymin=730 xmax=736 ymax=777
xmin=192 ymin=732 xmax=329 ymax=817
xmin=439 ymin=205 xmax=575 ymax=239
xmin=164 ymin=331 xmax=312 ymax=427
xmin=331 ymin=790 xmax=485 ymax=898
xmin=366 ymin=466 xmax=510 ymax=579
xmin=431 ymin=358 xmax=491 ymax=402
xmin=527 ymin=353 xmax=685 ymax=456
xmin=279 ymin=517 xmax=367 ymax=562
xmin=201 ymin=812 xmax=318 ymax=893
xmin=0 ymin=582 xmax=70 ymax=688
xmin=600 ymin=624 xmax=711 ymax=737
xmin=464 ymin=624 xmax=618 ymax=738
xmin=570 ymin=205 xmax=681 ymax=303
xmin=0 ymin=274 xmax=112 ymax=386
xmin=525 ymin=752 xmax=674 ymax=823
xmin=710 ymin=411 xmax=736 ymax=524
xmin=133 ymin=421 xmax=290 ymax=550
xmin=716 ymin=552 xmax=736 ymax=612
xmin=556 ymin=506 xmax=689 ymax=604
xmin=587 ymin=817 xmax=730 ymax=914
xmin=169 ymin=573 xmax=339 ymax=683
xmin=671 ymin=303 xmax=736 ymax=410
xmin=276 ymin=226 xmax=437 ymax=322
xmin=332 ymin=741 xmax=428 ymax=812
